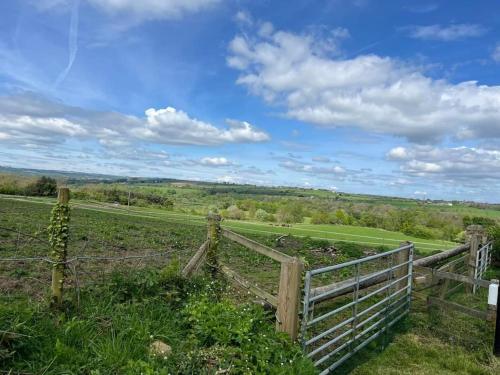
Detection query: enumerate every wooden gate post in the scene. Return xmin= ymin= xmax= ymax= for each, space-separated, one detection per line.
xmin=466 ymin=225 xmax=483 ymax=294
xmin=396 ymin=242 xmax=411 ymax=292
xmin=206 ymin=213 xmax=221 ymax=278
xmin=276 ymin=257 xmax=303 ymax=341
xmin=50 ymin=187 xmax=70 ymax=307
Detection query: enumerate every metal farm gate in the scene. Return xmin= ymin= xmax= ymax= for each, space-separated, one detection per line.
xmin=300 ymin=243 xmax=414 ymax=374
xmin=473 ymin=241 xmax=493 ymax=293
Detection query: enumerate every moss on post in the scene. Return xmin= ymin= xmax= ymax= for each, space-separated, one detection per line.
xmin=48 ymin=187 xmax=70 ymax=307
xmin=205 ymin=213 xmax=221 ymax=278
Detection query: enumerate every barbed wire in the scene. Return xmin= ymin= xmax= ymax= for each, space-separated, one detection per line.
xmin=0 ymin=249 xmax=180 ymax=265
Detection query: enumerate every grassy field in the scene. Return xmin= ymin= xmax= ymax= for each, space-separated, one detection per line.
xmin=0 ymin=195 xmax=458 ymax=254
xmin=1 ymin=196 xmax=499 ymax=374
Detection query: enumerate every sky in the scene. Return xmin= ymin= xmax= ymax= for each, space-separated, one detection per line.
xmin=0 ymin=0 xmax=500 ymax=202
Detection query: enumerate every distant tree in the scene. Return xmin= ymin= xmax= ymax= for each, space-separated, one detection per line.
xmin=224 ymin=205 xmax=245 ymax=220
xmin=463 ymin=216 xmax=496 ymax=229
xmin=276 ymin=202 xmax=304 ymax=224
xmin=255 ymin=208 xmax=269 ymax=222
xmin=26 ymin=176 xmax=57 ymax=197
xmin=311 ymin=211 xmax=330 ymax=224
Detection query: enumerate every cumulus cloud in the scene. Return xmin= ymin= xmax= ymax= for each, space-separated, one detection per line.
xmin=199 ymin=157 xmax=232 ymax=166
xmin=387 ymin=145 xmax=500 ymax=180
xmin=227 ymin=23 xmax=500 ymax=143
xmin=406 ymin=24 xmax=486 ymax=41
xmin=0 ymin=93 xmax=269 ymax=147
xmin=135 ymin=108 xmax=269 ymax=145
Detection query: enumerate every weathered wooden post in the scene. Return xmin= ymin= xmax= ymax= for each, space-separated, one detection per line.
xmin=49 ymin=187 xmax=70 ymax=307
xmin=466 ymin=225 xmax=483 ymax=294
xmin=205 ymin=213 xmax=221 ymax=278
xmin=276 ymin=257 xmax=303 ymax=341
xmin=396 ymin=242 xmax=411 ymax=292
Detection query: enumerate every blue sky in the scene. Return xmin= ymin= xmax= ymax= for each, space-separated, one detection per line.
xmin=1 ymin=0 xmax=500 ymax=202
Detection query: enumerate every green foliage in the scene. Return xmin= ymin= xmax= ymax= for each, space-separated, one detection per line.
xmin=47 ymin=202 xmax=70 ymax=261
xmin=25 ymin=176 xmax=58 ymax=197
xmin=0 ymin=271 xmax=315 ymax=374
xmin=276 ymin=202 xmax=304 ymax=224
xmin=463 ymin=215 xmax=497 ymax=229
xmin=311 ymin=211 xmax=330 ymax=224
xmin=184 ymin=297 xmax=316 ymax=374
xmin=488 ymin=225 xmax=500 ymax=261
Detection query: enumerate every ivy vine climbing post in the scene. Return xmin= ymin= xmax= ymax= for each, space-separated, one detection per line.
xmin=205 ymin=213 xmax=221 ymax=279
xmin=49 ymin=187 xmax=70 ymax=307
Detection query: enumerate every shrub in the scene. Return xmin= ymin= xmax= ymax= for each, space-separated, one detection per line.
xmin=25 ymin=176 xmax=57 ymax=197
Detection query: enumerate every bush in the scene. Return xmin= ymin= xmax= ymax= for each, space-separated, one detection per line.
xmin=223 ymin=205 xmax=245 ymax=220
xmin=25 ymin=176 xmax=57 ymax=197
xmin=311 ymin=211 xmax=330 ymax=224
xmin=276 ymin=202 xmax=304 ymax=224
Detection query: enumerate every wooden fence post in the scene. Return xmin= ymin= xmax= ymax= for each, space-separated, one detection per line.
xmin=50 ymin=187 xmax=70 ymax=307
xmin=466 ymin=225 xmax=483 ymax=294
xmin=205 ymin=213 xmax=221 ymax=278
xmin=276 ymin=257 xmax=303 ymax=341
xmin=396 ymin=242 xmax=411 ymax=292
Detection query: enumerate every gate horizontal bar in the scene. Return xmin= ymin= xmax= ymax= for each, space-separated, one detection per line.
xmin=310 ymin=244 xmax=412 ymax=276
xmin=318 ymin=311 xmax=408 ymax=375
xmin=307 ymin=274 xmax=409 ymax=327
xmin=309 ymin=260 xmax=411 ymax=303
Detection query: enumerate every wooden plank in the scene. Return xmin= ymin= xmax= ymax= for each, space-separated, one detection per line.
xmin=220 ymin=264 xmax=278 ymax=307
xmin=221 ymin=228 xmax=293 ymax=263
xmin=182 ymin=240 xmax=210 ymax=277
xmin=206 ymin=213 xmax=221 ymax=278
xmin=414 ymin=266 xmax=491 ymax=288
xmin=395 ymin=242 xmax=410 ymax=292
xmin=466 ymin=226 xmax=482 ymax=294
xmin=276 ymin=258 xmax=303 ymax=341
xmin=413 ymin=243 xmax=470 ymax=268
xmin=428 ymin=296 xmax=488 ymax=320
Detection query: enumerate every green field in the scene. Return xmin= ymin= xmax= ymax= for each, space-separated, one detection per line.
xmin=0 ymin=194 xmax=458 ymax=254
xmin=1 ymin=195 xmax=499 ymax=374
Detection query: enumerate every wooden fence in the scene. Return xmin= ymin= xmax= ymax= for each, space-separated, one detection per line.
xmin=182 ymin=213 xmax=304 ymax=341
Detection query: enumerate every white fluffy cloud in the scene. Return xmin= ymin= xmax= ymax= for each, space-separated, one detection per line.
xmin=135 ymin=107 xmax=269 ymax=145
xmin=199 ymin=157 xmax=232 ymax=166
xmin=406 ymin=24 xmax=486 ymax=41
xmin=227 ymin=24 xmax=500 ymax=143
xmin=0 ymin=93 xmax=269 ymax=147
xmin=387 ymin=145 xmax=500 ymax=179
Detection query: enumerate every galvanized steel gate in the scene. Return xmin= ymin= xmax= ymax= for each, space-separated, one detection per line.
xmin=473 ymin=241 xmax=492 ymax=293
xmin=300 ymin=243 xmax=414 ymax=374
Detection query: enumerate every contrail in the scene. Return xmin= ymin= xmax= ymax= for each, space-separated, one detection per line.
xmin=54 ymin=0 xmax=80 ymax=87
